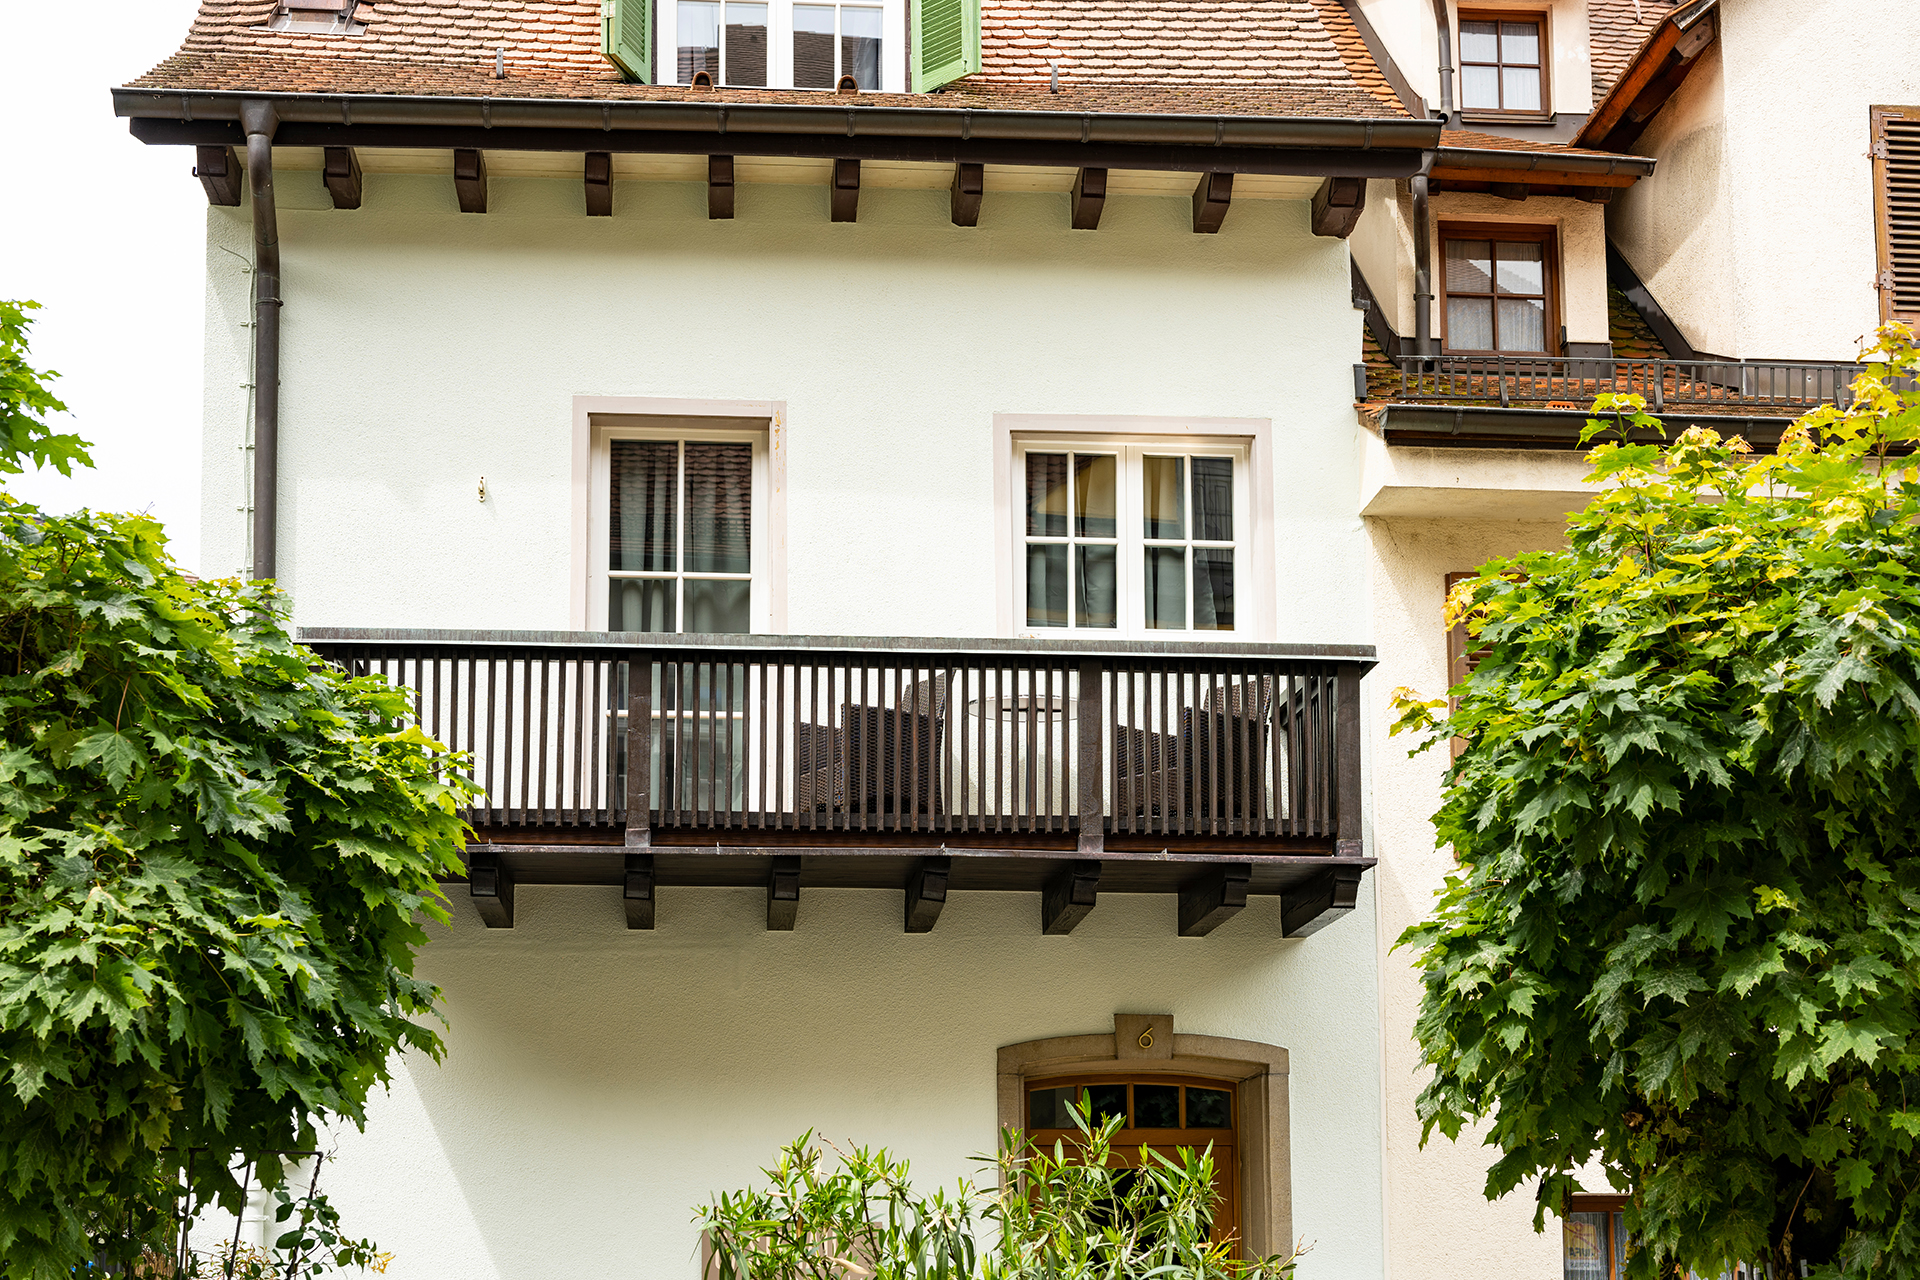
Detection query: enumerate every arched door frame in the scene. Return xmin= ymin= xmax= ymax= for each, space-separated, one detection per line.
xmin=995 ymin=1014 xmax=1291 ymax=1257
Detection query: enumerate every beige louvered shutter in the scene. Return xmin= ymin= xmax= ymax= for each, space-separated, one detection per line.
xmin=1873 ymin=107 xmax=1920 ymax=325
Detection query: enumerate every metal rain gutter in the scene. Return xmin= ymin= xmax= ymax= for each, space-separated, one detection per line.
xmin=112 ymin=87 xmax=1443 ymax=153
xmin=1432 ymin=145 xmax=1656 ymax=177
xmin=240 ymin=99 xmax=280 ymax=581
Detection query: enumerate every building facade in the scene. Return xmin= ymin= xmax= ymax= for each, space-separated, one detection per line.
xmin=115 ymin=1 xmax=1920 ymax=1278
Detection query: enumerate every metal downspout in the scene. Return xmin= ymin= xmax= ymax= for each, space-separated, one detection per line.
xmin=242 ymin=99 xmax=281 ymax=581
xmin=1411 ymin=151 xmax=1435 ymax=359
xmin=1430 ymin=0 xmax=1455 ymax=121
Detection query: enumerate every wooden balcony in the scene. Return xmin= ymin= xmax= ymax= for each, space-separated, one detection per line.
xmin=301 ymin=630 xmax=1375 ymax=938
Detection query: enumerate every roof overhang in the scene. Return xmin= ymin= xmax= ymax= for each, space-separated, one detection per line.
xmin=1430 ymin=143 xmax=1655 ymax=198
xmin=1576 ymin=0 xmax=1718 ymax=153
xmin=1374 ymin=402 xmax=1796 ymax=451
xmin=113 ymin=87 xmax=1443 ymax=177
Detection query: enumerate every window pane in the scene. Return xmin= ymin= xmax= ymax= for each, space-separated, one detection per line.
xmin=1498 ymin=297 xmax=1547 ymax=352
xmin=1134 ymin=1084 xmax=1180 ymax=1128
xmin=1186 ymin=1087 xmax=1232 ymax=1128
xmin=793 ymin=4 xmax=836 ymax=88
xmin=1191 ymin=457 xmax=1232 ymax=542
xmin=1444 ymin=239 xmax=1493 ymax=294
xmin=1495 ymin=241 xmax=1545 ymax=296
xmin=1563 ymin=1212 xmax=1608 ymax=1280
xmin=684 ymin=442 xmax=752 ymax=573
xmin=1611 ymin=1212 xmax=1627 ymax=1276
xmin=678 ymin=0 xmax=720 ymax=82
xmin=1447 ymin=297 xmax=1494 ymax=350
xmin=1459 ymin=19 xmax=1499 ymax=62
xmin=1030 ymin=1084 xmax=1125 ymax=1129
xmin=1192 ymin=549 xmax=1235 ymax=631
xmin=1143 ymin=456 xmax=1186 ymax=540
xmin=610 ymin=440 xmax=677 ymax=572
xmin=1027 ymin=544 xmax=1068 ymax=628
xmin=1075 ymin=545 xmax=1117 ymax=629
xmin=841 ymin=5 xmax=882 ymax=90
xmin=1500 ymin=21 xmax=1540 ymax=65
xmin=1073 ymin=453 xmax=1116 ymax=537
xmin=1144 ymin=546 xmax=1186 ymax=630
xmin=609 ymin=578 xmax=675 ymax=633
xmin=725 ymin=1 xmax=768 ymax=85
xmin=1460 ymin=63 xmax=1499 ymax=109
xmin=684 ymin=578 xmax=751 ymax=633
xmin=1026 ymin=453 xmax=1068 ymax=537
xmin=1503 ymin=65 xmax=1542 ymax=111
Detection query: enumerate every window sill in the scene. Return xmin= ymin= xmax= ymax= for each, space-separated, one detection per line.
xmin=1458 ymin=111 xmax=1556 ymax=126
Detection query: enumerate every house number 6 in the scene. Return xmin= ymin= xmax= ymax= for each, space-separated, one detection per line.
xmin=1138 ymin=1026 xmax=1155 ymax=1049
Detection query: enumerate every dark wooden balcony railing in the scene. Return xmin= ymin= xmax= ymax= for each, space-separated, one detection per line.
xmin=300 ymin=630 xmax=1375 ymax=938
xmin=1393 ymin=355 xmax=1864 ymax=412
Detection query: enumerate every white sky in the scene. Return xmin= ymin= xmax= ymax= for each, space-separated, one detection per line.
xmin=2 ymin=1 xmax=211 ymax=573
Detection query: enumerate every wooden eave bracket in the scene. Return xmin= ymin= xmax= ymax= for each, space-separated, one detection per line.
xmin=585 ymin=150 xmax=613 ymax=216
xmin=194 ymin=145 xmax=242 ymax=207
xmin=1280 ymin=865 xmax=1362 ymax=938
xmin=1192 ymin=171 xmax=1233 ymax=234
xmin=323 ymin=146 xmax=362 ymax=209
xmin=950 ymin=161 xmax=983 ymax=227
xmin=454 ymin=148 xmax=488 ymax=213
xmin=1042 ymin=859 xmax=1101 ymax=935
xmin=830 ymin=158 xmax=860 ymax=223
xmin=768 ymin=855 xmax=802 ymax=930
xmin=1178 ymin=863 xmax=1252 ymax=937
xmin=1071 ymin=167 xmax=1107 ymax=230
xmin=623 ymin=852 xmax=655 ymax=930
xmin=904 ymin=855 xmax=951 ymax=932
xmin=468 ymin=849 xmax=515 ymax=928
xmin=1310 ymin=175 xmax=1365 ymax=238
xmin=709 ymin=154 xmax=735 ymax=219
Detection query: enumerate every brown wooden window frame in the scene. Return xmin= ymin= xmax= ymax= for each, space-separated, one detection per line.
xmin=1457 ymin=8 xmax=1553 ymax=122
xmin=1437 ymin=221 xmax=1562 ymax=358
xmin=1562 ymin=1194 xmax=1630 ymax=1280
xmin=1872 ymin=105 xmax=1920 ymax=326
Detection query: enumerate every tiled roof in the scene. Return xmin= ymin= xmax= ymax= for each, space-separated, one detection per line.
xmin=1588 ymin=0 xmax=1679 ymax=102
xmin=127 ymin=0 xmax=1411 ymax=120
xmin=1439 ymin=128 xmax=1640 ymax=160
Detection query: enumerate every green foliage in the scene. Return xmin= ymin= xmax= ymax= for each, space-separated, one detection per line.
xmin=0 ymin=301 xmax=90 ymax=476
xmin=1390 ymin=326 xmax=1920 ymax=1278
xmin=697 ymin=1104 xmax=1303 ymax=1280
xmin=0 ymin=301 xmax=473 ymax=1276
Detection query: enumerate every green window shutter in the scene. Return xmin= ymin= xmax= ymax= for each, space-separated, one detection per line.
xmin=911 ymin=0 xmax=980 ymax=92
xmin=602 ymin=0 xmax=652 ymax=83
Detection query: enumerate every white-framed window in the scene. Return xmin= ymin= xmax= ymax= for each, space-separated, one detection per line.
xmin=588 ymin=422 xmax=771 ymax=634
xmin=657 ymin=0 xmax=905 ymax=91
xmin=1013 ymin=438 xmax=1252 ymax=639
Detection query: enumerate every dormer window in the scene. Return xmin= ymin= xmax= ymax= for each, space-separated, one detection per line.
xmin=267 ymin=0 xmax=365 ymax=33
xmin=659 ymin=0 xmax=904 ymax=91
xmin=1458 ymin=12 xmax=1548 ymax=117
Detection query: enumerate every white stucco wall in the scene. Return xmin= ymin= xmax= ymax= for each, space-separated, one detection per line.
xmin=1611 ymin=0 xmax=1920 ymax=360
xmin=190 ymin=147 xmax=1607 ymax=1280
xmin=1364 ymin=514 xmax=1570 ymax=1280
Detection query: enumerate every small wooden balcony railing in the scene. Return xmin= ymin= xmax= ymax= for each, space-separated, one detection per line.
xmin=1392 ymin=355 xmax=1864 ymax=412
xmin=300 ymin=629 xmax=1375 ymax=938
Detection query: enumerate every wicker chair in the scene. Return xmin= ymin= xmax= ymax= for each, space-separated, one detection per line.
xmin=795 ymin=675 xmax=950 ymax=817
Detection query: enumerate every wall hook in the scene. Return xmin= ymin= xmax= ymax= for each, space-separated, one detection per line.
xmin=478 ymin=476 xmax=488 ymax=503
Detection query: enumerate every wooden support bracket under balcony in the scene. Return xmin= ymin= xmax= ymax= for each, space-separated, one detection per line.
xmin=585 ymin=150 xmax=613 ymax=216
xmin=709 ymin=155 xmax=734 ymax=219
xmin=830 ymin=158 xmax=860 ymax=223
xmin=951 ymin=162 xmax=983 ymax=227
xmin=1071 ymin=167 xmax=1107 ymax=230
xmin=454 ymin=148 xmax=488 ymax=213
xmin=624 ymin=852 xmax=655 ymax=930
xmin=469 ymin=849 xmax=515 ymax=928
xmin=324 ymin=146 xmax=363 ymax=209
xmin=1192 ymin=171 xmax=1233 ymax=234
xmin=1281 ymin=866 xmax=1363 ymax=938
xmin=1310 ymin=175 xmax=1365 ymax=238
xmin=194 ymin=145 xmax=242 ymax=206
xmin=1178 ymin=863 xmax=1251 ymax=937
xmin=904 ymin=855 xmax=951 ymax=932
xmin=768 ymin=855 xmax=802 ymax=930
xmin=1042 ymin=860 xmax=1101 ymax=935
